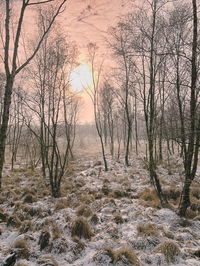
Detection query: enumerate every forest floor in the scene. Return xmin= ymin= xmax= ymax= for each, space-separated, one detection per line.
xmin=0 ymin=147 xmax=200 ymax=265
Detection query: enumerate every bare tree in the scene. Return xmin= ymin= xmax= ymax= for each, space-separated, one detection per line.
xmin=110 ymin=0 xmax=170 ymax=206
xmin=87 ymin=43 xmax=108 ymax=171
xmin=162 ymin=0 xmax=200 ymax=216
xmin=178 ymin=0 xmax=200 ymax=216
xmin=0 ymin=73 xmax=6 ymax=126
xmin=100 ymin=81 xmax=116 ymax=157
xmin=109 ymin=23 xmax=135 ymax=166
xmin=0 ymin=0 xmax=67 ymax=189
xmin=7 ymin=87 xmax=25 ymax=170
xmin=138 ymin=0 xmax=168 ymax=207
xmin=22 ymin=30 xmax=78 ymax=197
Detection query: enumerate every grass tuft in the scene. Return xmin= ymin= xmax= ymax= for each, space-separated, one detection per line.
xmin=7 ymin=215 xmax=21 ymax=228
xmin=140 ymin=189 xmax=161 ymax=209
xmin=0 ymin=208 xmax=7 ymax=222
xmin=12 ymin=239 xmax=30 ymax=259
xmin=114 ymin=246 xmax=141 ymax=265
xmin=137 ymin=223 xmax=159 ymax=237
xmin=155 ymin=241 xmax=180 ymax=263
xmin=76 ymin=205 xmax=93 ymax=217
xmin=19 ymin=220 xmax=33 ymax=233
xmin=23 ymin=193 xmax=37 ymax=203
xmin=51 ymin=223 xmax=61 ymax=240
xmin=71 ymin=216 xmax=93 ymax=239
xmin=54 ymin=198 xmax=69 ymax=210
xmin=114 ymin=214 xmax=124 ymax=224
xmin=38 ymin=230 xmax=51 ymax=251
xmin=90 ymin=213 xmax=99 ymax=224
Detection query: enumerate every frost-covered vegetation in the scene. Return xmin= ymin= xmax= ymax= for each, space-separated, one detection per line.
xmin=0 ymin=149 xmax=200 ymax=265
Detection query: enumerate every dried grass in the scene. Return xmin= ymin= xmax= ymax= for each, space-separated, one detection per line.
xmin=15 ymin=263 xmax=28 ymax=266
xmin=12 ymin=239 xmax=30 ymax=259
xmin=51 ymin=223 xmax=61 ymax=240
xmin=23 ymin=193 xmax=37 ymax=203
xmin=140 ymin=189 xmax=161 ymax=209
xmin=155 ymin=241 xmax=180 ymax=263
xmin=114 ymin=246 xmax=141 ymax=265
xmin=114 ymin=215 xmax=124 ymax=224
xmin=0 ymin=208 xmax=7 ymax=222
xmin=7 ymin=214 xmax=22 ymax=228
xmin=76 ymin=205 xmax=93 ymax=217
xmin=37 ymin=255 xmax=59 ymax=266
xmin=0 ymin=195 xmax=6 ymax=204
xmin=137 ymin=223 xmax=159 ymax=237
xmin=71 ymin=216 xmax=93 ymax=239
xmin=54 ymin=198 xmax=69 ymax=210
xmin=191 ymin=188 xmax=200 ymax=199
xmin=19 ymin=220 xmax=33 ymax=233
xmin=80 ymin=194 xmax=95 ymax=204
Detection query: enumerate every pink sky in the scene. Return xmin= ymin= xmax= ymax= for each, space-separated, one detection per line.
xmin=60 ymin=0 xmax=132 ymax=123
xmin=0 ymin=0 xmax=133 ymax=124
xmin=62 ymin=0 xmax=131 ymax=53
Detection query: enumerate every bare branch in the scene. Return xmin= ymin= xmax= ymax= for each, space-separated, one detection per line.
xmin=27 ymin=0 xmax=55 ymax=6
xmin=15 ymin=0 xmax=67 ymax=74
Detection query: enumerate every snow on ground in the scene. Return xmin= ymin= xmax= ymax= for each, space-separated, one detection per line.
xmin=0 ymin=153 xmax=200 ymax=265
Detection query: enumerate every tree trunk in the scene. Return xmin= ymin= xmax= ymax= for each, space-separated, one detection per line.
xmin=179 ymin=0 xmax=198 ymax=216
xmin=179 ymin=177 xmax=192 ymax=216
xmin=0 ymin=76 xmax=14 ymax=188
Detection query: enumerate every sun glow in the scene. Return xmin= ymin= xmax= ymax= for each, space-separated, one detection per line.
xmin=70 ymin=64 xmax=93 ymax=92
